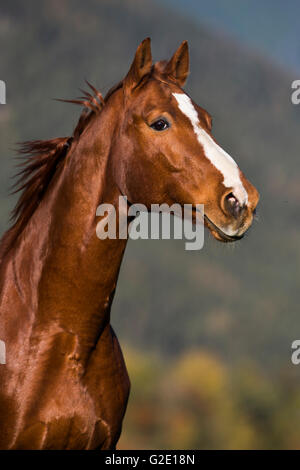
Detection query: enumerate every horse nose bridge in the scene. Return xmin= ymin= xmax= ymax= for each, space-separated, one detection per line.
xmin=248 ymin=181 xmax=260 ymax=210
xmin=239 ymin=172 xmax=260 ymax=211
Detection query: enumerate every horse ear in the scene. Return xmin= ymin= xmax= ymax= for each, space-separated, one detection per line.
xmin=165 ymin=41 xmax=189 ymax=87
xmin=124 ymin=38 xmax=152 ymax=95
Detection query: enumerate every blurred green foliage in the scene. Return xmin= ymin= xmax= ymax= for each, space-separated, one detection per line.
xmin=119 ymin=347 xmax=300 ymax=449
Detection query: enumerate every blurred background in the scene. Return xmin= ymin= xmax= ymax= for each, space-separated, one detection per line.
xmin=1 ymin=0 xmax=300 ymax=449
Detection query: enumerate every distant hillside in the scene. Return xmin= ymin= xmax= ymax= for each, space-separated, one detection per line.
xmin=162 ymin=0 xmax=300 ymax=72
xmin=0 ymin=0 xmax=300 ymax=370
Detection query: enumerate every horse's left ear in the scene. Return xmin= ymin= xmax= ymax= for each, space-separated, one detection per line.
xmin=165 ymin=41 xmax=189 ymax=87
xmin=124 ymin=38 xmax=152 ymax=95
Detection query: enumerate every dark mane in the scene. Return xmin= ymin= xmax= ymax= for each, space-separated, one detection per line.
xmin=0 ymin=80 xmax=123 ymax=260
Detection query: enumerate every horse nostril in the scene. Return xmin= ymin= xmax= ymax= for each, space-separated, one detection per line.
xmin=225 ymin=192 xmax=242 ymax=218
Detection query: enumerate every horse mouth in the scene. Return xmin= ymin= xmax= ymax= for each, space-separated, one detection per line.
xmin=203 ymin=214 xmax=244 ymax=243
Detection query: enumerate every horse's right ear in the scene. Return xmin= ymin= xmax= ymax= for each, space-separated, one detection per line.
xmin=124 ymin=38 xmax=152 ymax=95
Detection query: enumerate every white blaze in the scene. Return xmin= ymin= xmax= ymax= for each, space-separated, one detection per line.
xmin=173 ymin=92 xmax=248 ymax=205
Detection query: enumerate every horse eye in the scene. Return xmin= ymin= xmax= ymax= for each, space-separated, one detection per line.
xmin=150 ymin=118 xmax=169 ymax=131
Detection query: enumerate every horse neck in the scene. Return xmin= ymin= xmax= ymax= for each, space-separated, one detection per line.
xmin=11 ymin=92 xmax=128 ymax=348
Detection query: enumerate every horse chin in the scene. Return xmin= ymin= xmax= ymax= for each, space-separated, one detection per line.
xmin=209 ymin=229 xmax=237 ymax=243
xmin=204 ymin=215 xmax=244 ymax=243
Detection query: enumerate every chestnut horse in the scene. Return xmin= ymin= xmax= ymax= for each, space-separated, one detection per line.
xmin=0 ymin=39 xmax=259 ymax=449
